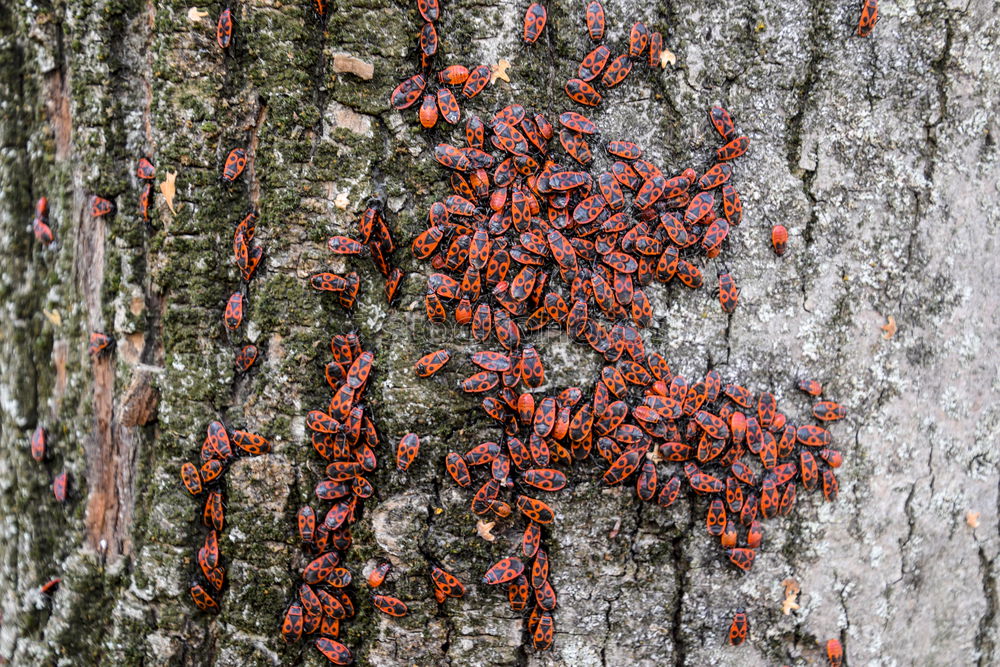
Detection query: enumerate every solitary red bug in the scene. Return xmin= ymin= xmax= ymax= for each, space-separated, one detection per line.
xmin=232 ymin=430 xmax=270 ymax=455
xmin=822 ymin=469 xmax=839 ymax=502
xmin=812 ymin=400 xmax=847 ymax=421
xmin=446 ymin=452 xmax=471 ymax=486
xmin=709 ymin=106 xmax=737 ymax=141
xmin=483 ymin=557 xmax=524 ymax=585
xmin=585 ymin=1 xmax=605 ymax=41
xmin=728 ymin=609 xmax=749 ymax=645
xmin=52 ymin=472 xmax=68 ymax=502
xmin=419 ymin=94 xmax=438 ymax=129
xmin=30 ymin=425 xmax=46 ymax=462
xmin=463 ymin=65 xmax=491 ymax=99
xmin=200 ymin=459 xmax=224 ymax=484
xmin=327 ymin=235 xmax=363 ymax=255
xmin=431 ymin=566 xmax=466 ymax=598
xmin=533 ymin=612 xmax=555 ymax=650
xmin=414 ymin=349 xmax=450 ymax=377
xmin=282 ymin=602 xmax=303 ymax=642
xmin=310 ymin=272 xmax=348 ymax=292
xmin=578 ymin=45 xmax=611 ymax=81
xmin=727 ymin=547 xmax=756 ymax=572
xmin=190 ymin=583 xmax=219 ymax=612
xmin=136 ymin=157 xmax=156 ymax=180
xmin=385 ymin=267 xmax=404 ymax=304
xmin=372 ymin=594 xmax=409 ymax=617
xmin=819 ymin=448 xmax=843 ymax=468
xmin=522 ymin=3 xmax=547 ymax=44
xmin=217 ymin=8 xmax=232 ymax=49
xmin=302 ymin=552 xmax=341 ymax=585
xmin=222 ymin=148 xmax=247 ymax=182
xmin=717 ymin=136 xmax=750 ymax=161
xmin=390 ymin=73 xmax=427 ymax=110
xmin=223 ymin=292 xmax=244 ymax=329
xmin=565 ymin=78 xmax=602 ymax=106
xmin=40 ymin=578 xmax=61 ymax=596
xmin=516 ymin=495 xmax=555 ymax=523
xmin=857 ymin=0 xmax=879 ymax=37
xmin=437 ymin=87 xmax=461 ymax=125
xmin=367 ymin=561 xmax=391 ymax=588
xmin=91 ymin=196 xmax=114 ymax=217
xmin=315 ymin=638 xmax=352 ymax=665
xmin=559 ymin=111 xmax=598 ymax=135
xmin=439 ymin=65 xmax=469 ymax=86
xmin=420 ymin=21 xmax=438 ymax=57
xmin=234 ymin=344 xmax=258 ymax=371
xmin=139 ymin=183 xmax=153 ymax=221
xmin=417 ymin=0 xmax=439 ymax=22
xmin=771 ymin=224 xmax=788 ymax=255
xmin=706 ymin=499 xmax=726 ymax=536
xmin=826 ymin=638 xmax=844 ymax=667
xmin=641 ymin=27 xmax=660 ymax=64
xmin=33 ymin=217 xmax=54 ymax=244
xmin=797 ymin=424 xmax=832 ymax=447
xmin=717 ymin=270 xmax=739 ymax=314
xmin=180 ymin=462 xmax=202 ymax=495
xmin=396 ymin=432 xmax=420 ymax=471
xmin=601 ymin=55 xmax=633 ymax=88
xmin=797 ymin=378 xmax=823 ymax=395
xmin=203 ymin=490 xmax=224 ymax=531
xmin=522 ymin=468 xmax=567 ymax=492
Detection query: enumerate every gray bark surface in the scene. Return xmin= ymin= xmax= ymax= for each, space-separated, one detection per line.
xmin=1 ymin=0 xmax=998 ymax=665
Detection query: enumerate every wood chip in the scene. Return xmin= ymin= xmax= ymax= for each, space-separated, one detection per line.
xmin=160 ymin=171 xmax=177 ymax=213
xmin=660 ymin=47 xmax=676 ymax=68
xmin=881 ymin=315 xmax=897 ymax=339
xmin=967 ymin=511 xmax=980 ymax=528
xmin=491 ymin=59 xmax=511 ymax=84
xmin=476 ymin=519 xmax=496 ymax=542
xmin=335 ymin=192 xmax=350 ymax=210
xmin=331 ymin=54 xmax=374 ymax=80
xmin=43 ymin=309 xmax=61 ymax=327
xmin=187 ymin=7 xmax=209 ymax=21
xmin=781 ymin=578 xmax=801 ymax=615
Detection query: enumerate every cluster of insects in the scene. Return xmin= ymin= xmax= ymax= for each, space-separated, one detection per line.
xmin=81 ymin=157 xmax=153 ymax=227
xmin=417 ymin=100 xmax=752 ymax=333
xmin=44 ymin=0 xmax=865 ymax=658
xmin=28 ymin=424 xmax=68 ymax=504
xmin=416 ymin=337 xmax=847 ymax=648
xmin=309 ymin=201 xmax=402 ymax=307
xmin=389 ymin=0 xmax=855 ymax=659
xmin=549 ymin=1 xmax=669 ymax=107
xmin=389 ymin=0 xmax=494 ymax=128
xmin=15 ymin=0 xmax=876 ymax=660
xmin=26 ymin=331 xmax=114 ymax=505
xmin=180 ymin=421 xmax=271 ymax=611
xmin=216 ymin=6 xmax=257 ymax=360
xmin=229 ymin=207 xmax=264 ymax=372
xmin=179 ymin=8 xmax=268 ymax=616
xmin=283 ymin=335 xmax=397 ymax=664
xmin=24 ymin=314 xmax=114 ymax=597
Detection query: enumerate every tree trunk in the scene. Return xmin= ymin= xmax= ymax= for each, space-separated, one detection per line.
xmin=1 ymin=0 xmax=998 ymax=665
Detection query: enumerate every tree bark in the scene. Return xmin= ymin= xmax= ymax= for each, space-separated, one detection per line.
xmin=1 ymin=0 xmax=998 ymax=665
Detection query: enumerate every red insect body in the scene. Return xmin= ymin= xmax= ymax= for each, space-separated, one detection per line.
xmin=523 ymin=3 xmax=547 ymax=44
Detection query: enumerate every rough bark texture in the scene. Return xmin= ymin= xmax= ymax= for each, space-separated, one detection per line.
xmin=1 ymin=0 xmax=999 ymax=665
